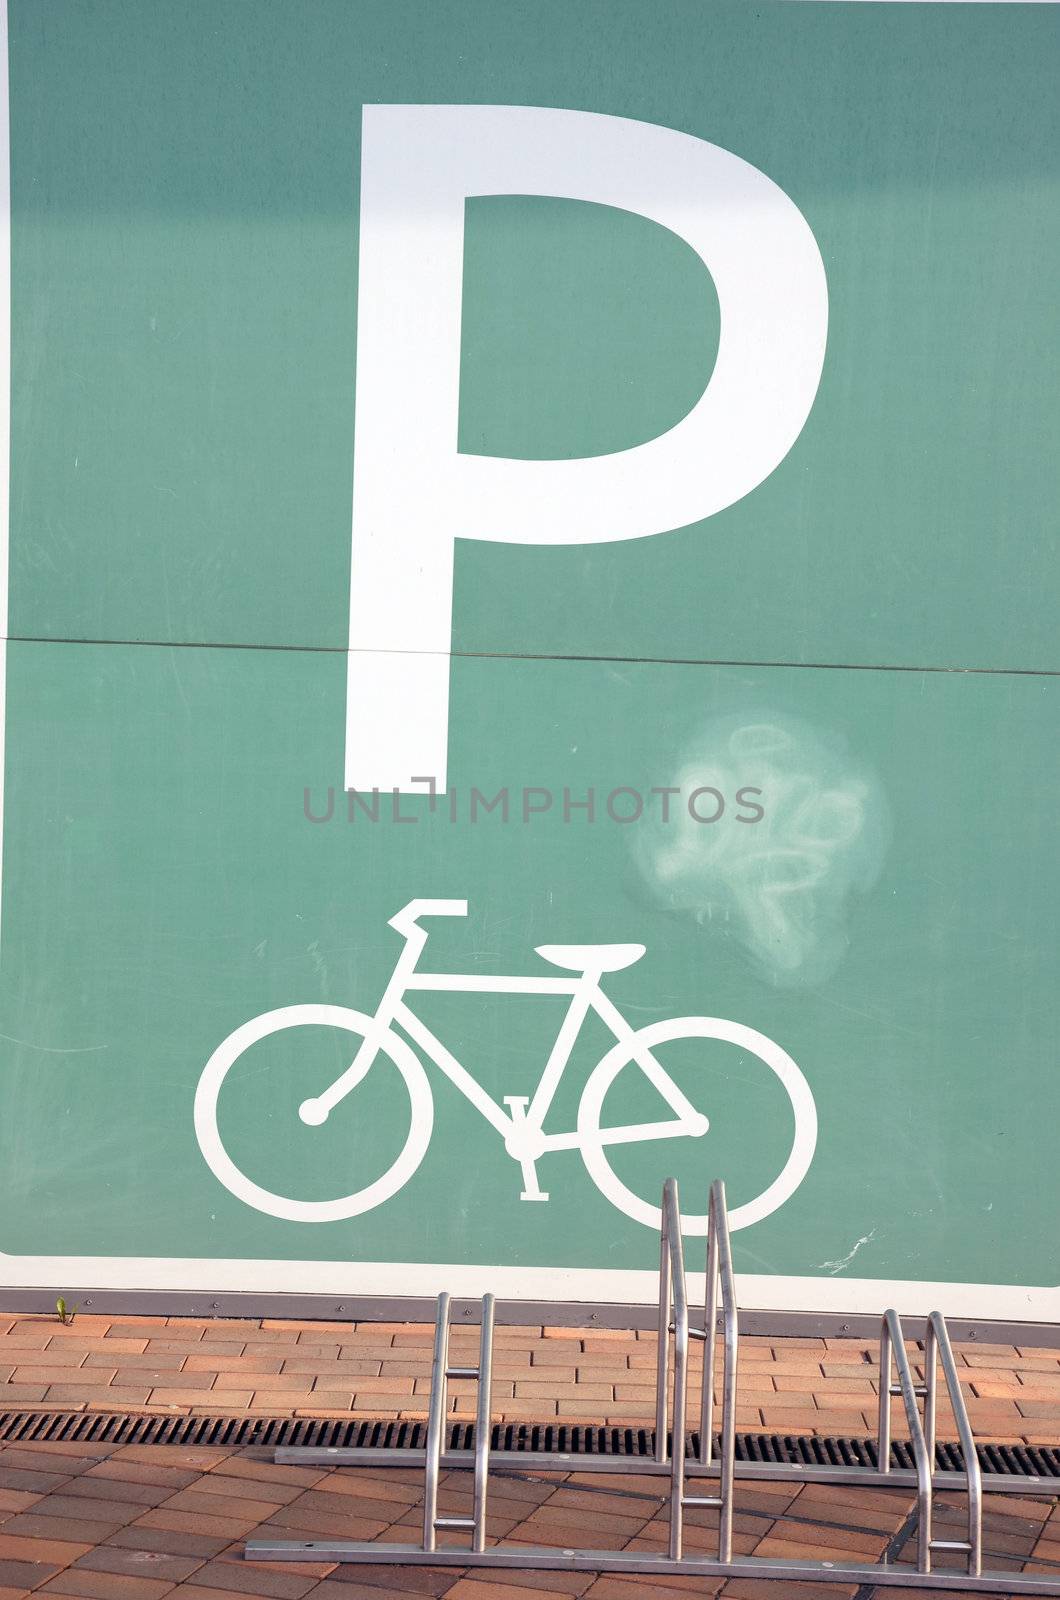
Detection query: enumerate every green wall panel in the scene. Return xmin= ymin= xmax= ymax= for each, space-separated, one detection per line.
xmin=1 ymin=0 xmax=1057 ymax=1315
xmin=1 ymin=642 xmax=1055 ymax=1296
xmin=9 ymin=0 xmax=1057 ymax=668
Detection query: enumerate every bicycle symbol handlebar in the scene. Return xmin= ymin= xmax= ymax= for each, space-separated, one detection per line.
xmin=388 ymin=899 xmax=470 ymax=936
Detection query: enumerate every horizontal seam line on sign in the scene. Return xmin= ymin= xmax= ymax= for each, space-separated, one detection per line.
xmin=4 ymin=633 xmax=1058 ymax=679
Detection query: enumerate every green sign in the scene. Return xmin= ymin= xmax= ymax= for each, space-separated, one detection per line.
xmin=1 ymin=0 xmax=1057 ymax=1320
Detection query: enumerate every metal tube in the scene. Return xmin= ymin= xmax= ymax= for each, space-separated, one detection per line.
xmin=422 ymin=1291 xmax=451 ymax=1552
xmin=885 ymin=1309 xmax=933 ymax=1573
xmin=245 ymin=1540 xmax=1060 ymax=1592
xmin=925 ymin=1314 xmax=938 ymax=1466
xmin=271 ymin=1445 xmax=1051 ymax=1498
xmin=472 ymin=1294 xmax=495 ymax=1554
xmin=663 ymin=1179 xmax=688 ymax=1561
xmin=929 ymin=1311 xmax=982 ymax=1577
xmin=878 ymin=1312 xmax=892 ymax=1472
xmin=655 ymin=1184 xmax=672 ymax=1466
xmin=700 ymin=1187 xmax=719 ymax=1468
xmin=711 ymin=1178 xmax=738 ymax=1565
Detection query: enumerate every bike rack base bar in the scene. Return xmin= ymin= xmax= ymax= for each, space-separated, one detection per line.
xmin=243 ymin=1541 xmax=1059 ymax=1593
xmin=270 ymin=1445 xmax=1052 ymax=1497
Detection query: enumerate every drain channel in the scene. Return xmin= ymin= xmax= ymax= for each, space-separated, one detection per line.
xmin=0 ymin=1409 xmax=1057 ymax=1482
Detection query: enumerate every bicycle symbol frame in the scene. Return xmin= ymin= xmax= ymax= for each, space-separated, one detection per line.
xmin=195 ymin=898 xmax=817 ymax=1232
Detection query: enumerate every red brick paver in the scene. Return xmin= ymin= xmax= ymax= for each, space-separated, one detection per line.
xmin=0 ymin=1317 xmax=1056 ymax=1444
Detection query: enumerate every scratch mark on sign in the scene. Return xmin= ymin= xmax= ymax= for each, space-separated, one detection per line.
xmin=0 ymin=1033 xmax=107 ymax=1054
xmin=817 ymin=1228 xmax=877 ymax=1275
xmin=307 ymin=940 xmax=329 ymax=997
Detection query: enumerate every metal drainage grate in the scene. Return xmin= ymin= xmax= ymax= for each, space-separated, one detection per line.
xmin=0 ymin=1410 xmax=1057 ymax=1482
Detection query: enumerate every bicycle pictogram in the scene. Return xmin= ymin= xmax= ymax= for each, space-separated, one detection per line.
xmin=195 ymin=898 xmax=817 ymax=1232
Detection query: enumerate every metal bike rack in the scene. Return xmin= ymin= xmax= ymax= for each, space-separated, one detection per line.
xmin=248 ymin=1179 xmax=1060 ymax=1593
xmin=421 ymin=1288 xmax=495 ymax=1553
xmin=878 ymin=1305 xmax=985 ymax=1579
xmin=655 ymin=1175 xmax=737 ymax=1562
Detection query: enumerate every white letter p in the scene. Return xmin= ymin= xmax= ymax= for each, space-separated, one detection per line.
xmin=346 ymin=105 xmax=828 ymax=792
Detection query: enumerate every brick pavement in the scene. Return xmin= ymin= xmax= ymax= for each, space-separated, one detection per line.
xmin=0 ymin=1316 xmax=1057 ymax=1446
xmin=0 ymin=1436 xmax=1054 ymax=1598
xmin=0 ymin=1324 xmax=1056 ymax=1600
xmin=0 ymin=1314 xmax=1056 ymax=1597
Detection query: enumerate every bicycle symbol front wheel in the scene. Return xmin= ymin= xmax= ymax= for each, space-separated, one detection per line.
xmin=194 ymin=1004 xmax=433 ymax=1222
xmin=577 ymin=1016 xmax=817 ymax=1234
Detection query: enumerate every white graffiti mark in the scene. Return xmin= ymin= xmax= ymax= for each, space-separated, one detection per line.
xmin=635 ymin=714 xmax=890 ymax=986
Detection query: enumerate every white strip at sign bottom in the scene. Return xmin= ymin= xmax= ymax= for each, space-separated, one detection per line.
xmin=0 ymin=1253 xmax=1055 ymax=1322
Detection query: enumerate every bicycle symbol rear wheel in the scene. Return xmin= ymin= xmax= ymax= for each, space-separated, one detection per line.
xmin=577 ymin=1016 xmax=817 ymax=1233
xmin=194 ymin=1004 xmax=433 ymax=1222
